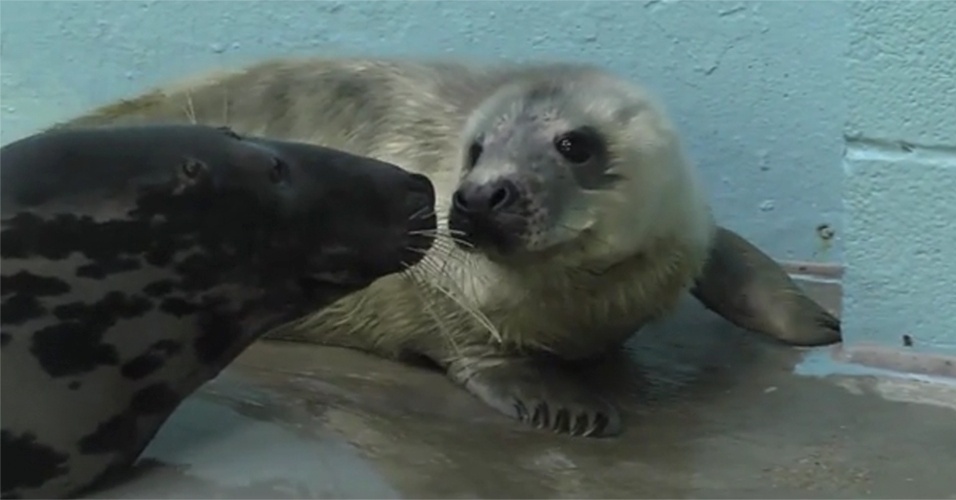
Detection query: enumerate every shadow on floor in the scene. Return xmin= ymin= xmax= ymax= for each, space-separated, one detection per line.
xmin=86 ymin=295 xmax=956 ymax=499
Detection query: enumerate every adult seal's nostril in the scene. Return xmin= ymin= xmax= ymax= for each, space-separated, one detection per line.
xmin=404 ymin=190 xmax=432 ymax=221
xmin=453 ymin=179 xmax=519 ymax=215
xmin=404 ymin=173 xmax=436 ymax=225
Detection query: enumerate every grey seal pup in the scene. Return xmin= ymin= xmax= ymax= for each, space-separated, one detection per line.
xmin=0 ymin=124 xmax=436 ymax=498
xmin=56 ymin=56 xmax=841 ymax=438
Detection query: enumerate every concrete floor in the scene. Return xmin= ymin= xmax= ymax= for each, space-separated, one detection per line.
xmin=85 ymin=284 xmax=956 ymax=499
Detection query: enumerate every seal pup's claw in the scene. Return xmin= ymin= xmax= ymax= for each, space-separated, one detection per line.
xmin=448 ymin=355 xmax=622 ymax=437
xmin=775 ymin=293 xmax=841 ymax=346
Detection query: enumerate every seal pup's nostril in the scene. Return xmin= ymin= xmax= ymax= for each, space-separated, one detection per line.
xmin=452 ymin=188 xmax=472 ymax=213
xmin=488 ymin=179 xmax=518 ymax=212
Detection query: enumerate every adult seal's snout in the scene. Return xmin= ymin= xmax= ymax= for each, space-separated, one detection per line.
xmin=404 ymin=173 xmax=436 ymax=226
xmin=400 ymin=173 xmax=438 ymax=263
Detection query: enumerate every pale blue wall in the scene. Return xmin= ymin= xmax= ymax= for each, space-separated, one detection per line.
xmin=1 ymin=1 xmax=952 ymax=354
xmin=843 ymin=2 xmax=956 ymax=355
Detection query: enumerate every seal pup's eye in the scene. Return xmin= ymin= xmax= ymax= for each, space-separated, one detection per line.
xmin=467 ymin=141 xmax=484 ymax=168
xmin=181 ymin=158 xmax=205 ymax=179
xmin=554 ymin=128 xmax=598 ymax=164
xmin=269 ymin=157 xmax=289 ymax=184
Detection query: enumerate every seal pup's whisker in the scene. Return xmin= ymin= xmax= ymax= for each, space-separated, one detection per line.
xmin=423 ymin=240 xmax=489 ymax=287
xmin=406 ymin=253 xmax=502 ymax=344
xmin=402 ymin=263 xmax=464 ymax=355
xmin=182 ymin=91 xmax=198 ymax=124
xmin=428 ymin=230 xmax=475 ymax=250
xmin=405 ymin=231 xmax=475 ymax=255
xmin=426 ymin=235 xmax=475 ymax=251
xmin=431 ymin=234 xmax=475 ymax=252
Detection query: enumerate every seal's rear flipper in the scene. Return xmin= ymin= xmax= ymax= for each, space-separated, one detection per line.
xmin=690 ymin=226 xmax=841 ymax=347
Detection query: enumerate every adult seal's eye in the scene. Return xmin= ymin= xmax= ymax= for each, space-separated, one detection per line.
xmin=554 ymin=130 xmax=596 ymax=164
xmin=269 ymin=157 xmax=289 ymax=184
xmin=181 ymin=158 xmax=205 ymax=178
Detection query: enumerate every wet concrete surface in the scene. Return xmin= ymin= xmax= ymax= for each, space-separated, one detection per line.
xmin=85 ymin=290 xmax=956 ymax=499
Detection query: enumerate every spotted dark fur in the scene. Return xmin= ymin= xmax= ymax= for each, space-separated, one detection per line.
xmin=30 ymin=292 xmax=154 ymax=378
xmin=142 ymin=280 xmax=175 ymax=297
xmin=1 ymin=272 xmax=73 ymax=327
xmin=75 ymin=384 xmax=180 ymax=455
xmin=1 ymin=124 xmax=436 ymax=498
xmin=1 ymin=295 xmax=48 ymax=326
xmin=193 ymin=310 xmax=243 ymax=365
xmin=1 ymin=272 xmax=73 ymax=296
xmin=158 ymin=297 xmax=202 ymax=317
xmin=120 ymin=340 xmax=182 ymax=380
xmin=75 ymin=257 xmax=143 ymax=280
xmin=1 ymin=431 xmax=70 ymax=494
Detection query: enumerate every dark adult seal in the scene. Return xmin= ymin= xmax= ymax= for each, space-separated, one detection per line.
xmin=0 ymin=124 xmax=437 ymax=499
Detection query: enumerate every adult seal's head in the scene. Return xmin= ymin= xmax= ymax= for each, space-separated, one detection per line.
xmin=0 ymin=124 xmax=436 ymax=499
xmin=448 ymin=70 xmax=711 ymax=269
xmin=1 ymin=125 xmax=435 ymax=287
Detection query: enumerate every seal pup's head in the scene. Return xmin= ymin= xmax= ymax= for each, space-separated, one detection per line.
xmin=448 ymin=66 xmax=712 ymax=269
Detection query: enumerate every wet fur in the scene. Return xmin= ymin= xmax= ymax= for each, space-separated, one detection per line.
xmin=55 ymin=56 xmax=840 ymax=437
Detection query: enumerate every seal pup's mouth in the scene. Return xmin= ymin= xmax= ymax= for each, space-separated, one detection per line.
xmin=451 ymin=221 xmax=523 ymax=258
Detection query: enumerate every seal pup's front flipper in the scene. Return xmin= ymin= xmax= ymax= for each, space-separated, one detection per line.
xmin=444 ymin=345 xmax=622 ymax=437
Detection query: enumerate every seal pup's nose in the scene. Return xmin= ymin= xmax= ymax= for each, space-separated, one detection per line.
xmin=452 ymin=178 xmax=519 ymax=216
